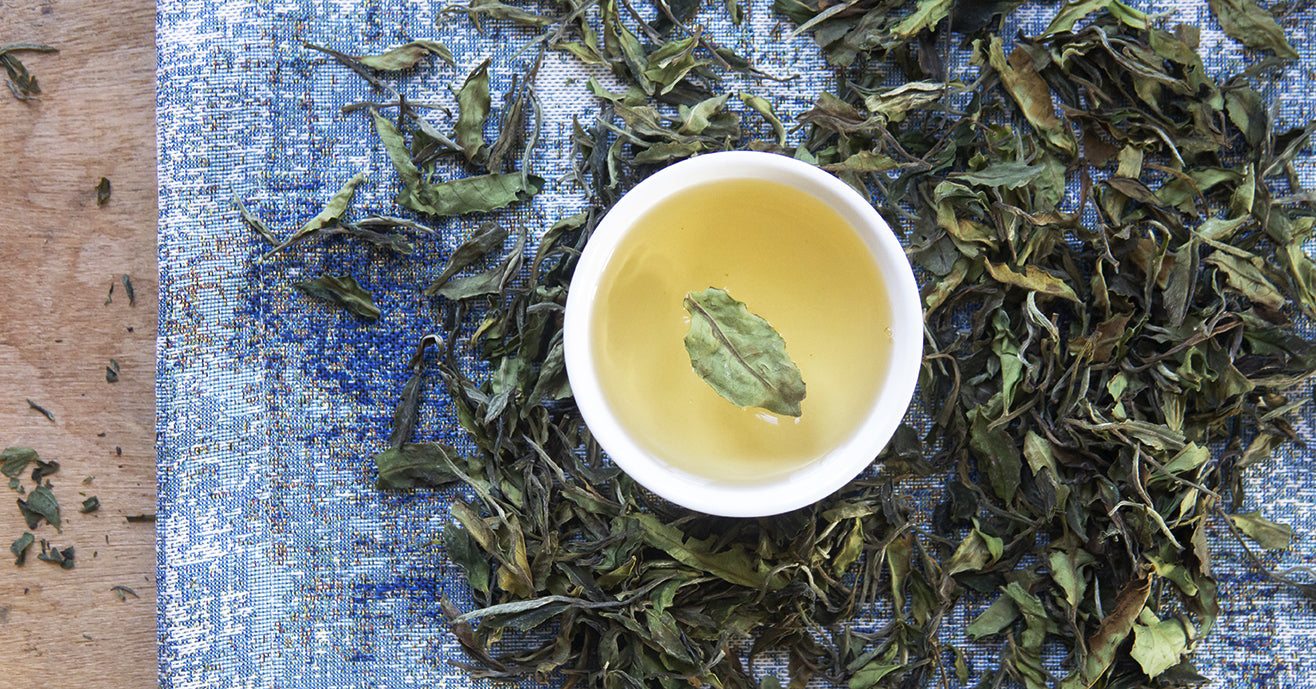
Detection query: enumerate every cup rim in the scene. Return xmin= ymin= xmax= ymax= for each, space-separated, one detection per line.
xmin=563 ymin=150 xmax=923 ymax=517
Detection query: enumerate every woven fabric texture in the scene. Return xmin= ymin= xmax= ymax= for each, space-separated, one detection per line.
xmin=156 ymin=1 xmax=1316 ymax=686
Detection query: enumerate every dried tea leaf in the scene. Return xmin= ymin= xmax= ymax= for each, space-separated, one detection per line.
xmin=80 ymin=496 xmax=100 ymax=513
xmin=37 ymin=542 xmax=74 ymax=569
xmin=0 ymin=44 xmax=57 ymax=101
xmin=106 ymin=359 xmax=120 ymax=383
xmin=122 ymin=274 xmax=136 ymax=306
xmin=429 ymin=222 xmax=509 ymax=292
xmin=357 ymin=40 xmax=454 ymax=71
xmin=429 ymin=226 xmax=526 ymax=299
xmin=739 ymin=92 xmax=787 ymax=144
xmin=986 ymin=38 xmax=1077 ymax=157
xmin=1207 ymin=0 xmax=1297 ymax=58
xmin=263 ymin=171 xmax=366 ymax=257
xmin=683 ymin=287 xmax=807 ymax=417
xmin=1 ymin=447 xmax=38 ymax=481
xmin=1203 ymin=251 xmax=1286 ymax=310
xmin=985 ymin=261 xmax=1080 ymax=301
xmin=236 ymin=195 xmax=278 ymax=245
xmin=26 ymin=399 xmax=54 ymax=422
xmin=1042 ymin=0 xmax=1145 ymax=35
xmin=1130 ymin=615 xmax=1190 ymax=678
xmin=10 ymin=532 xmax=34 ymax=565
xmin=1229 ymin=511 xmax=1293 ymax=550
xmin=96 ymin=177 xmax=111 ymax=206
xmin=294 ymin=275 xmax=381 ymax=320
xmin=461 ymin=0 xmax=559 ymax=27
xmin=456 ymin=59 xmax=492 ymax=165
xmin=110 ymin=585 xmax=140 ymax=601
xmin=952 ymin=161 xmax=1046 ymax=189
xmin=374 ymin=442 xmax=463 ymax=490
xmin=18 ymin=485 xmax=61 ymax=531
xmin=405 ymin=172 xmax=544 ymax=219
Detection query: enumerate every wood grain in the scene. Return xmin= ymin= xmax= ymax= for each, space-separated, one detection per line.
xmin=0 ymin=1 xmax=157 ymax=686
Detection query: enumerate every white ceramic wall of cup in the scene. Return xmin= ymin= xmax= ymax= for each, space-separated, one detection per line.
xmin=564 ymin=150 xmax=923 ymax=517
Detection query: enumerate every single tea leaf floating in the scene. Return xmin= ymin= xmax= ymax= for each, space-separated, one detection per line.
xmin=683 ymin=287 xmax=806 ymax=417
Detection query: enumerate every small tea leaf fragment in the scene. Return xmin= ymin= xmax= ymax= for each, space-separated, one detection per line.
xmin=0 ymin=44 xmax=57 ymax=101
xmin=37 ymin=542 xmax=74 ymax=569
xmin=683 ymin=287 xmax=806 ymax=417
xmin=95 ymin=177 xmax=111 ymax=206
xmin=1207 ymin=0 xmax=1297 ymax=58
xmin=374 ymin=442 xmax=463 ymax=490
xmin=122 ymin=274 xmax=135 ymax=306
xmin=357 ymin=40 xmax=454 ymax=71
xmin=110 ymin=585 xmax=139 ymax=601
xmin=10 ymin=532 xmax=34 ymax=565
xmin=18 ymin=485 xmax=60 ymax=531
xmin=124 ymin=514 xmax=155 ymax=523
xmin=294 ymin=275 xmax=381 ymax=321
xmin=1229 ymin=511 xmax=1293 ymax=550
xmin=26 ymin=399 xmax=54 ymax=422
xmin=236 ymin=195 xmax=278 ymax=245
xmin=2 ymin=447 xmax=38 ymax=481
xmin=106 ymin=359 xmax=120 ymax=383
xmin=80 ymin=496 xmax=100 ymax=513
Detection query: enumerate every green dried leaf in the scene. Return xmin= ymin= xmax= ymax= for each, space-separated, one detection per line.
xmin=1081 ymin=575 xmax=1151 ymax=683
xmin=357 ymin=40 xmax=454 ymax=71
xmin=1203 ymin=251 xmax=1287 ymax=310
xmin=985 ymin=261 xmax=1080 ymax=301
xmin=429 ymin=226 xmax=525 ymax=299
xmin=1229 ymin=511 xmax=1293 ymax=550
xmin=1 ymin=447 xmax=38 ymax=481
xmin=263 ymin=171 xmax=366 ymax=258
xmin=37 ymin=542 xmax=74 ymax=569
xmin=18 ymin=484 xmax=60 ymax=531
xmin=374 ymin=442 xmax=463 ymax=490
xmin=739 ymin=92 xmax=787 ymax=145
xmin=1207 ymin=0 xmax=1297 ymax=58
xmin=1042 ymin=0 xmax=1146 ymax=35
xmin=106 ymin=359 xmax=120 ymax=383
xmin=986 ymin=37 xmax=1077 ymax=157
xmin=80 ymin=496 xmax=100 ymax=513
xmin=1130 ymin=615 xmax=1190 ymax=678
xmin=462 ymin=0 xmax=559 ymax=26
xmin=456 ymin=59 xmax=491 ymax=165
xmin=953 ymin=161 xmax=1046 ymax=189
xmin=294 ymin=275 xmax=381 ymax=320
xmin=10 ymin=532 xmax=34 ymax=565
xmin=683 ymin=287 xmax=807 ymax=417
xmin=403 ymin=171 xmax=544 ymax=217
xmin=96 ymin=177 xmax=111 ymax=206
xmin=430 ymin=222 xmax=509 ymax=292
xmin=634 ymin=513 xmax=771 ymax=589
xmin=236 ymin=195 xmax=278 ymax=245
xmin=967 ymin=594 xmax=1019 ymax=639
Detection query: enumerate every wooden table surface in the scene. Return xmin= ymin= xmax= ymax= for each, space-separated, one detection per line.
xmin=0 ymin=1 xmax=158 ymax=686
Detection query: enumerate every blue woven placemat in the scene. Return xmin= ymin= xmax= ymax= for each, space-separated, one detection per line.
xmin=155 ymin=1 xmax=1316 ymax=686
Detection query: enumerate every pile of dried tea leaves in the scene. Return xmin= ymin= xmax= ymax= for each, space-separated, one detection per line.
xmin=248 ymin=0 xmax=1316 ymax=686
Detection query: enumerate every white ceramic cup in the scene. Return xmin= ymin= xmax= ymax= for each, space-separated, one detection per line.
xmin=563 ymin=151 xmax=922 ymax=517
